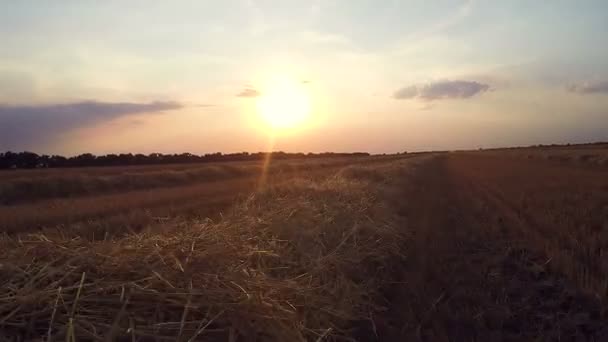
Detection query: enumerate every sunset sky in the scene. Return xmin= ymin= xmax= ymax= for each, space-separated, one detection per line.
xmin=1 ymin=1 xmax=607 ymax=155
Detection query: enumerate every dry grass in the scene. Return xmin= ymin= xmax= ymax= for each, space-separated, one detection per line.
xmin=0 ymin=156 xmax=406 ymax=234
xmin=483 ymin=144 xmax=608 ymax=167
xmin=2 ymin=149 xmax=607 ymax=340
xmin=0 ymin=164 xmax=257 ymax=205
xmin=0 ymin=156 xmax=383 ymax=205
xmin=376 ymin=153 xmax=608 ymax=340
xmin=0 ymin=160 xmax=413 ymax=341
xmin=449 ymin=153 xmax=608 ymax=301
xmin=0 ymin=178 xmax=258 ymax=234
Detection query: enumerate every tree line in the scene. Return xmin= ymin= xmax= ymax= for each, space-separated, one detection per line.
xmin=0 ymin=151 xmax=371 ymax=169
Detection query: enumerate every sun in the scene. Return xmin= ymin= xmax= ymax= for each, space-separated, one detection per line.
xmin=256 ymin=77 xmax=311 ymax=130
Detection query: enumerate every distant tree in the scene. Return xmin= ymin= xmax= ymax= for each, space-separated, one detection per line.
xmin=72 ymin=153 xmax=96 ymax=166
xmin=0 ymin=150 xmax=377 ymax=169
xmin=12 ymin=152 xmax=40 ymax=168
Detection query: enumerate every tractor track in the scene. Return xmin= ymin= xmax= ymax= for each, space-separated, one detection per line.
xmin=376 ymin=154 xmax=608 ymax=341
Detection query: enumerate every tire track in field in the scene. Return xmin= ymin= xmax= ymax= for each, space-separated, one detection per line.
xmin=443 ymin=154 xmax=607 ymax=341
xmin=378 ymin=154 xmax=607 ymax=341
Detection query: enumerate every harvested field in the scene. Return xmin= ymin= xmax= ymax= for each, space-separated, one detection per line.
xmin=379 ymin=153 xmax=608 ymax=340
xmin=0 ymin=156 xmax=384 ymax=205
xmin=1 ymin=149 xmax=608 ymax=341
xmin=483 ymin=143 xmax=608 ymax=167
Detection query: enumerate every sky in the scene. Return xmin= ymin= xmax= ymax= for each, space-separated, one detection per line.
xmin=0 ymin=0 xmax=607 ymax=155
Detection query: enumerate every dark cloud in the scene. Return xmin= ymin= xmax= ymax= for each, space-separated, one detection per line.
xmin=0 ymin=100 xmax=181 ymax=150
xmin=236 ymin=88 xmax=261 ymax=98
xmin=393 ymin=80 xmax=490 ymax=101
xmin=567 ymin=81 xmax=608 ymax=95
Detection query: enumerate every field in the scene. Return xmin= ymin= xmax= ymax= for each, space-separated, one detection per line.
xmin=1 ymin=146 xmax=608 ymax=341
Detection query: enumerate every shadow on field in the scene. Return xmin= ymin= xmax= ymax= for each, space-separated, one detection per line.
xmin=368 ymin=155 xmax=607 ymax=341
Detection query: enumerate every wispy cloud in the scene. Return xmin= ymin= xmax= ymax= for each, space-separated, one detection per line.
xmin=567 ymin=81 xmax=608 ymax=95
xmin=393 ymin=85 xmax=419 ymax=100
xmin=393 ymin=80 xmax=490 ymax=101
xmin=0 ymin=101 xmax=181 ymax=150
xmin=236 ymin=88 xmax=261 ymax=98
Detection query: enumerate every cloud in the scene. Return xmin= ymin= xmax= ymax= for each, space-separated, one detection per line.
xmin=393 ymin=85 xmax=418 ymax=99
xmin=567 ymin=81 xmax=608 ymax=95
xmin=0 ymin=100 xmax=181 ymax=150
xmin=393 ymin=80 xmax=490 ymax=101
xmin=236 ymin=88 xmax=261 ymax=98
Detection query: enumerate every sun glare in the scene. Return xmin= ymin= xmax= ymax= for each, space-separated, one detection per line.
xmin=256 ymin=77 xmax=311 ymax=130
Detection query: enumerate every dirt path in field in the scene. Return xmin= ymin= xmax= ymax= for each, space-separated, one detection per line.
xmin=376 ymin=154 xmax=608 ymax=341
